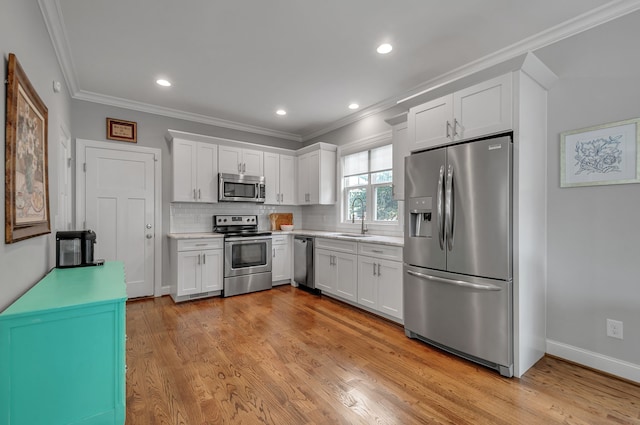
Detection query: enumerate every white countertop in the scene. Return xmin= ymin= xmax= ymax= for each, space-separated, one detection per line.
xmin=168 ymin=230 xmax=403 ymax=247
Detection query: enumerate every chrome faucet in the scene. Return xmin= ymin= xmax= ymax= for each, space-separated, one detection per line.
xmin=351 ymin=197 xmax=368 ymax=235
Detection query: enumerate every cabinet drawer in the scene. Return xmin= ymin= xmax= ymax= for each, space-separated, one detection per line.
xmin=177 ymin=238 xmax=223 ymax=251
xmin=271 ymin=235 xmax=289 ymax=245
xmin=316 ymin=238 xmax=358 ymax=254
xmin=358 ymin=243 xmax=403 ymax=261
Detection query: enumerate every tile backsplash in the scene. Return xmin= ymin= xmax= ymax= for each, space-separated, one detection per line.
xmin=170 ymin=203 xmax=303 ymax=233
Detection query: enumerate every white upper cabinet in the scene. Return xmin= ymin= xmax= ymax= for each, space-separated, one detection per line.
xmin=297 ymin=143 xmax=336 ymax=205
xmin=219 ymin=146 xmax=264 ymax=176
xmin=264 ymin=152 xmax=296 ymax=205
xmin=171 ymin=138 xmax=218 ymax=202
xmin=408 ymin=73 xmax=512 ymax=151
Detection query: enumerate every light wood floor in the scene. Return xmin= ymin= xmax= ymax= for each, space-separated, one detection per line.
xmin=125 ymin=285 xmax=640 ymax=425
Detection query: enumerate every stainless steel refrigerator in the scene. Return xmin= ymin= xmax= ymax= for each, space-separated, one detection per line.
xmin=403 ymin=134 xmax=513 ymax=377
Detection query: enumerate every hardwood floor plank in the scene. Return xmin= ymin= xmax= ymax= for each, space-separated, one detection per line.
xmin=125 ymin=286 xmax=640 ymax=424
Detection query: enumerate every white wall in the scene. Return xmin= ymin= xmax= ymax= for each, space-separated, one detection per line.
xmin=536 ymin=11 xmax=640 ymax=378
xmin=0 ymin=1 xmax=72 ymax=311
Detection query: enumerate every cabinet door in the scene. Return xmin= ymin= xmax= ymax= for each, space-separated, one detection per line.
xmin=453 ymin=73 xmax=512 ymax=141
xmin=315 ymin=249 xmax=336 ymax=294
xmin=279 ymin=155 xmax=296 ymax=205
xmin=176 ymin=251 xmax=201 ymax=295
xmin=263 ymin=152 xmax=280 ymax=204
xmin=377 ymin=259 xmax=403 ymax=320
xmin=297 ymin=153 xmax=309 ymax=204
xmin=196 ymin=143 xmax=218 ymax=202
xmin=392 ymin=122 xmax=409 ymax=201
xmin=335 ymin=252 xmax=357 ymax=302
xmin=172 ymin=139 xmax=197 ymax=202
xmin=242 ymin=148 xmax=264 ymax=175
xmin=306 ymin=150 xmax=320 ymax=204
xmin=272 ymin=242 xmax=290 ymax=282
xmin=201 ymin=249 xmax=223 ymax=292
xmin=218 ymin=146 xmax=243 ymax=174
xmin=357 ymin=256 xmax=377 ymax=309
xmin=408 ymin=94 xmax=453 ymax=152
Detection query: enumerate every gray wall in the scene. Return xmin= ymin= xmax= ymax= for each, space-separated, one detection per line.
xmin=0 ymin=1 xmax=72 ymax=311
xmin=537 ymin=11 xmax=640 ymax=365
xmin=70 ymin=101 xmax=301 ymax=289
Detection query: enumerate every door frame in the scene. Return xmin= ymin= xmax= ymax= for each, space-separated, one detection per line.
xmin=75 ymin=139 xmax=163 ymax=296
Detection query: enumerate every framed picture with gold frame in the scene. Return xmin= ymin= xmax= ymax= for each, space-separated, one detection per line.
xmin=5 ymin=53 xmax=51 ymax=243
xmin=107 ymin=118 xmax=137 ymax=143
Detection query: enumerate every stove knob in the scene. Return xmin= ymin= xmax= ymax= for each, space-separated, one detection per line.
xmin=223 ymin=219 xmax=227 ymax=222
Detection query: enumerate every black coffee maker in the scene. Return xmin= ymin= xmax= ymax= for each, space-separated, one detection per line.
xmin=56 ymin=230 xmax=101 ymax=268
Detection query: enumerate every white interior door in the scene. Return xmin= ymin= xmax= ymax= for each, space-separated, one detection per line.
xmin=83 ymin=145 xmax=156 ymax=298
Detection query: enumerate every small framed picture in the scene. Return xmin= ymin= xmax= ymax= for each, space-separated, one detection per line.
xmin=560 ymin=118 xmax=640 ymax=188
xmin=107 ymin=118 xmax=137 ymax=143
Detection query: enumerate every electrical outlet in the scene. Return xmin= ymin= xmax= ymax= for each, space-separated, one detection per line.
xmin=606 ymin=319 xmax=623 ymax=340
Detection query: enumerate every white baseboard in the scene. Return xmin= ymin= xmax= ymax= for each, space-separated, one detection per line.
xmin=546 ymin=339 xmax=640 ymax=383
xmin=159 ymin=285 xmax=171 ymax=296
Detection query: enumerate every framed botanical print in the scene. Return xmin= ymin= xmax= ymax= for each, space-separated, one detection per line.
xmin=5 ymin=53 xmax=51 ymax=243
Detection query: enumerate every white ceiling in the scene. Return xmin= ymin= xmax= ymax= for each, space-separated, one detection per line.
xmin=40 ymin=0 xmax=639 ymax=141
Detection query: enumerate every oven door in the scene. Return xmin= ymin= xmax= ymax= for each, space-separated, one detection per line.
xmin=224 ymin=237 xmax=272 ymax=277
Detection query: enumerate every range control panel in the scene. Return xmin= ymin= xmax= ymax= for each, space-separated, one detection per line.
xmin=214 ymin=215 xmax=258 ymax=226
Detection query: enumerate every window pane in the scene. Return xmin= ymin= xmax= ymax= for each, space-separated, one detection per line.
xmin=371 ymin=145 xmax=392 ymax=172
xmin=343 ymin=151 xmax=368 ymax=176
xmin=374 ymin=185 xmax=398 ymax=221
xmin=347 ymin=189 xmax=367 ymax=220
xmin=372 ymin=170 xmax=392 ymax=184
xmin=344 ymin=174 xmax=368 ymax=187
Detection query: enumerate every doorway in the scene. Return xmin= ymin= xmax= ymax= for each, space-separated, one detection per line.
xmin=76 ymin=139 xmax=162 ymax=298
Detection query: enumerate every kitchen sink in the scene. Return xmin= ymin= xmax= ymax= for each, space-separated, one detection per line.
xmin=333 ymin=233 xmax=372 ymax=238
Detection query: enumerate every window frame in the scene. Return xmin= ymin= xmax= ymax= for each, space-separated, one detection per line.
xmin=340 ymin=140 xmax=398 ymax=227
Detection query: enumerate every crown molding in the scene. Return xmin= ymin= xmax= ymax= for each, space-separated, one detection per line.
xmin=39 ymin=0 xmax=640 ymax=143
xmin=38 ymin=0 xmax=79 ymax=95
xmin=73 ymin=90 xmax=302 ymax=141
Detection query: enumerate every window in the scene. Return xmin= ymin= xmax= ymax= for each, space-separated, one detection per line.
xmin=343 ymin=144 xmax=398 ymax=223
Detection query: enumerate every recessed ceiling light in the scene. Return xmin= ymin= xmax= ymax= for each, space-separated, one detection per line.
xmin=377 ymin=43 xmax=393 ymax=54
xmin=276 ymin=109 xmax=287 ymax=116
xmin=349 ymin=103 xmax=359 ymax=110
xmin=156 ymin=79 xmax=171 ymax=87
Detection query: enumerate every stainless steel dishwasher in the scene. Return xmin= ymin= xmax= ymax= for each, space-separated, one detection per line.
xmin=294 ymin=236 xmax=314 ymax=289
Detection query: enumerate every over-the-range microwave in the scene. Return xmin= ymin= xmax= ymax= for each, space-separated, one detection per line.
xmin=219 ymin=173 xmax=266 ymax=203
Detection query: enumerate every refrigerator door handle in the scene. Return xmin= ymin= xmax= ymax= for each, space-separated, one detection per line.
xmin=406 ymin=270 xmax=502 ymax=291
xmin=437 ymin=165 xmax=445 ymax=250
xmin=445 ymin=164 xmax=455 ymax=251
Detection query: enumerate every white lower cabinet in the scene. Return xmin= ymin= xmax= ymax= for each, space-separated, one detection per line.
xmin=357 ymin=256 xmax=403 ymax=321
xmin=272 ymin=234 xmax=291 ymax=284
xmin=315 ymin=238 xmax=402 ymax=318
xmin=315 ymin=238 xmax=358 ymax=302
xmin=170 ymin=238 xmax=224 ymax=302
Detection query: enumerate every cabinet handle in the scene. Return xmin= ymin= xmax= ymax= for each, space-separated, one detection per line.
xmin=453 ymin=118 xmax=459 ymax=138
xmin=197 ymin=254 xmax=201 ymax=265
xmin=203 ymin=254 xmax=206 ymax=264
xmin=273 ymin=248 xmax=276 ymax=258
xmin=377 ymin=263 xmax=381 ymax=276
xmin=446 ymin=121 xmax=452 ymax=139
xmin=238 ymin=163 xmax=241 ymax=173
xmin=193 ymin=188 xmax=197 ymax=200
xmin=195 ymin=243 xmax=207 ymax=246
xmin=372 ymin=249 xmax=383 ymax=254
xmin=372 ymin=262 xmax=376 ymax=276
xmin=198 ymin=188 xmax=201 ymax=199
xmin=243 ymin=163 xmax=246 ymax=173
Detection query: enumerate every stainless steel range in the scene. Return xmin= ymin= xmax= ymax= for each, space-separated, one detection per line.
xmin=214 ymin=215 xmax=272 ymax=297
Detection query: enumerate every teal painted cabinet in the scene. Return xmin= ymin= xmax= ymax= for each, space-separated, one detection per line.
xmin=0 ymin=262 xmax=127 ymax=425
